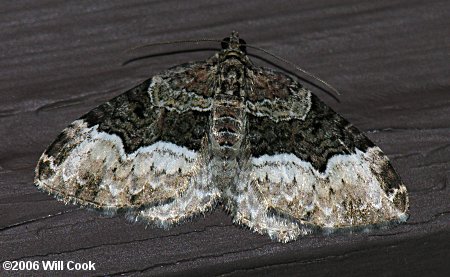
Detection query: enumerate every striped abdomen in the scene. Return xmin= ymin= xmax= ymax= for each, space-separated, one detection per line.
xmin=210 ymin=95 xmax=246 ymax=155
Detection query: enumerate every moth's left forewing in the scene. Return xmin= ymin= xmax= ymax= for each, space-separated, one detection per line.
xmin=35 ymin=62 xmax=214 ymax=215
xmin=244 ymin=68 xmax=408 ymax=230
xmin=149 ymin=60 xmax=216 ymax=112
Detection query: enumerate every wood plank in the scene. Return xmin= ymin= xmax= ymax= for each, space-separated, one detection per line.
xmin=1 ymin=0 xmax=449 ymax=276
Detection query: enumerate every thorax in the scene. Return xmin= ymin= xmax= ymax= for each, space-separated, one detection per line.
xmin=209 ymin=57 xmax=248 ymax=158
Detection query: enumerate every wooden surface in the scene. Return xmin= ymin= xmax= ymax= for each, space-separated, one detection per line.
xmin=1 ymin=0 xmax=449 ymax=276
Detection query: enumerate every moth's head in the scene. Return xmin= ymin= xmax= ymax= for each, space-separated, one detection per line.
xmin=217 ymin=31 xmax=251 ymax=97
xmin=221 ymin=31 xmax=247 ymax=56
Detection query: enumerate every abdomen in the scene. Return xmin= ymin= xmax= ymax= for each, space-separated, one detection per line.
xmin=210 ymin=95 xmax=246 ymax=157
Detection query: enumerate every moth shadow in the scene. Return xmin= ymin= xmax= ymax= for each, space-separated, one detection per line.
xmin=43 ymin=186 xmax=407 ymax=242
xmin=266 ymin=207 xmax=409 ymax=239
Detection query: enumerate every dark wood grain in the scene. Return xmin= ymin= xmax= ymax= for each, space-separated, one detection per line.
xmin=1 ymin=0 xmax=449 ymax=276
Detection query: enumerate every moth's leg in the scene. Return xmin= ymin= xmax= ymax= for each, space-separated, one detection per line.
xmin=230 ymin=181 xmax=311 ymax=243
xmin=134 ymin=184 xmax=221 ymax=227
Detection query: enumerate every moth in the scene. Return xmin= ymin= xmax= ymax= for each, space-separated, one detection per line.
xmin=35 ymin=32 xmax=408 ymax=242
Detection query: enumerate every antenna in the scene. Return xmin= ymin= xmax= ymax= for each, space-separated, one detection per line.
xmin=125 ymin=36 xmax=341 ymax=97
xmin=245 ymin=44 xmax=341 ymax=96
xmin=125 ymin=39 xmax=222 ymax=53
